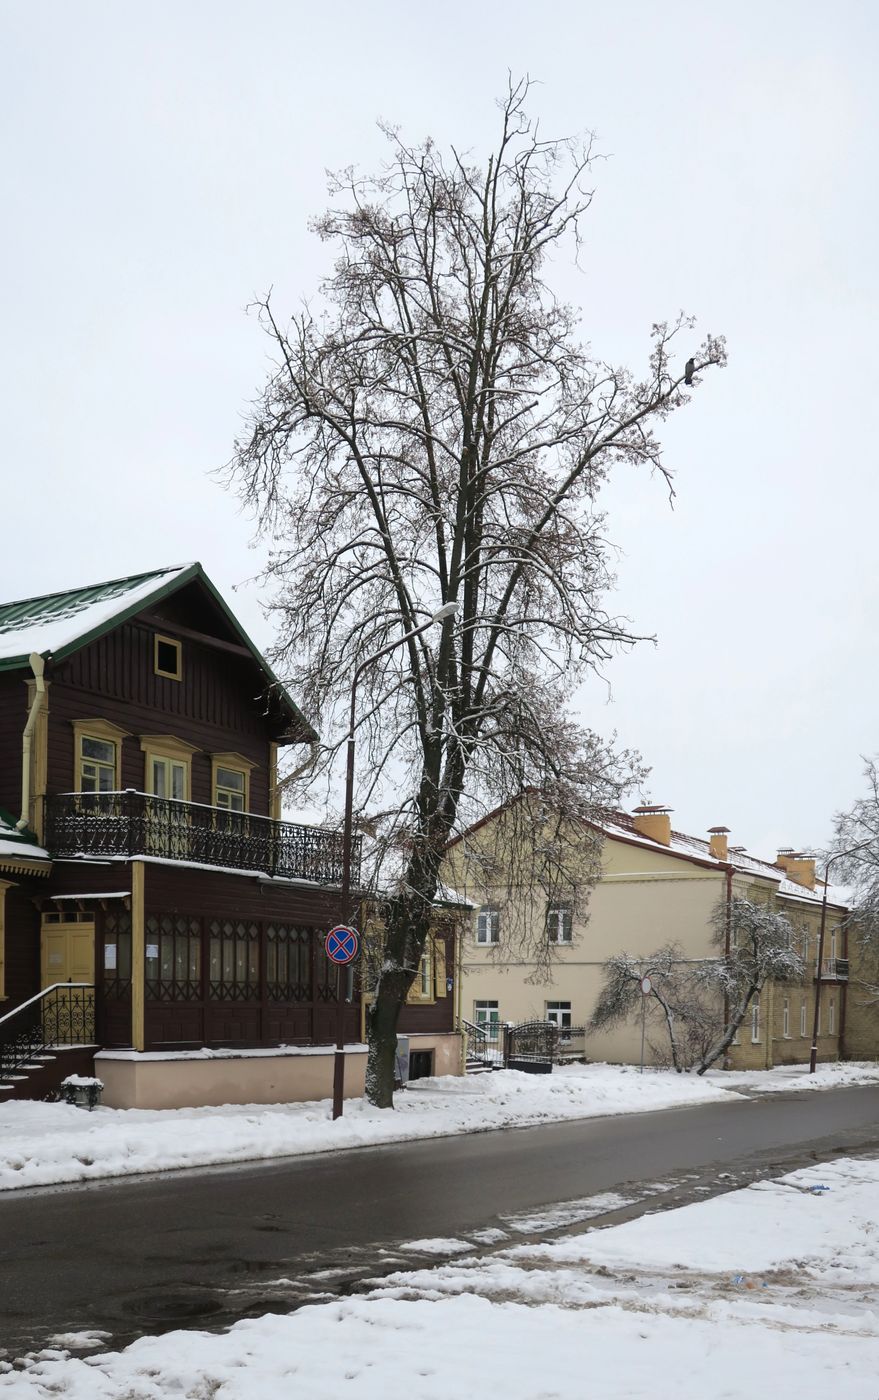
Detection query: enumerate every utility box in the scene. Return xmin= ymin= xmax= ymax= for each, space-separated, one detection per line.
xmin=394 ymin=1035 xmax=410 ymax=1087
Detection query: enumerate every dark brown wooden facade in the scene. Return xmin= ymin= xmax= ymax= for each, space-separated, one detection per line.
xmin=1 ymin=567 xmax=455 ymax=1070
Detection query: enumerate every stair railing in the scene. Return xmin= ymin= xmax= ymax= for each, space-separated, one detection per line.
xmin=0 ymin=983 xmax=96 ymax=1082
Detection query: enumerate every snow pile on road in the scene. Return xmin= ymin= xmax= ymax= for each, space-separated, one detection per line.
xmin=0 ymin=1063 xmax=735 ymax=1192
xmin=4 ymin=1155 xmax=878 ymax=1398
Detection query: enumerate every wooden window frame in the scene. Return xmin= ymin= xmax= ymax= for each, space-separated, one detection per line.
xmin=153 ymin=633 xmax=182 ymax=681
xmin=407 ymin=940 xmax=435 ymax=1004
xmin=139 ymin=735 xmax=199 ymax=801
xmin=211 ymin=752 xmax=256 ymax=813
xmin=72 ymin=718 xmax=129 ymax=792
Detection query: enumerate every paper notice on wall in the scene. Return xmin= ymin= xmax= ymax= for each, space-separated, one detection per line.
xmin=48 ymin=952 xmax=63 ymax=967
xmin=146 ymin=944 xmax=159 ymax=960
xmin=104 ymin=944 xmax=117 ymax=970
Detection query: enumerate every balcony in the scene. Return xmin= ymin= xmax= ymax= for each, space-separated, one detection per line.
xmin=45 ymin=791 xmax=359 ymax=887
xmin=815 ymin=958 xmax=849 ymax=981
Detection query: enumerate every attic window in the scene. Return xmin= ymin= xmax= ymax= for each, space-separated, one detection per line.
xmin=154 ymin=634 xmax=182 ymax=681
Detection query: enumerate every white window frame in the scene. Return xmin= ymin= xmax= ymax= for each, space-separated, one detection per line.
xmin=476 ymin=908 xmax=500 ymax=945
xmin=474 ymin=999 xmax=500 ymax=1027
xmin=828 ymin=997 xmax=835 ymax=1035
xmin=546 ymin=1000 xmax=572 ymax=1030
xmin=783 ymin=997 xmax=790 ymax=1038
xmin=801 ymin=999 xmax=808 ymax=1037
xmin=546 ymin=904 xmax=573 ymax=944
xmin=750 ymin=1001 xmax=761 ymax=1044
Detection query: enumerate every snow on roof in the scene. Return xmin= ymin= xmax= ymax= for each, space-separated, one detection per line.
xmin=594 ymin=811 xmax=848 ymax=909
xmin=0 ymin=565 xmax=191 ymax=670
xmin=0 ymin=813 xmax=51 ymax=866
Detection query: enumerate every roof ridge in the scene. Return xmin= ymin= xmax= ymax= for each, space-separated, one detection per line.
xmin=0 ymin=564 xmax=190 ymax=614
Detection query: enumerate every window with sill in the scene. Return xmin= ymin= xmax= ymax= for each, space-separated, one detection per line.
xmin=546 ymin=904 xmax=572 ymax=944
xmin=801 ymin=999 xmax=808 ymax=1037
xmin=72 ymin=718 xmax=128 ymax=794
xmin=750 ymin=1001 xmax=761 ymax=1043
xmin=476 ymin=907 xmax=500 ymax=945
xmin=782 ymin=997 xmax=790 ymax=1038
xmin=828 ymin=997 xmax=835 ymax=1035
xmin=211 ymin=753 xmax=256 ymax=816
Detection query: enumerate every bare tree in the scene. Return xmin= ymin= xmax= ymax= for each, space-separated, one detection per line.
xmin=828 ymin=757 xmax=879 ymax=1020
xmin=695 ymin=897 xmax=802 ymax=1074
xmin=228 ymin=79 xmax=727 ymax=1107
xmin=591 ymin=943 xmax=719 ymax=1072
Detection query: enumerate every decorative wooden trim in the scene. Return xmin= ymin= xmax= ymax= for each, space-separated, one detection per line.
xmin=153 ymin=633 xmax=182 ymax=681
xmin=72 ymin=717 xmax=130 ymax=791
xmin=131 ymin=861 xmax=145 ymax=1051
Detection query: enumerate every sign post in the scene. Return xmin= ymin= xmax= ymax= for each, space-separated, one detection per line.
xmin=639 ymin=975 xmax=652 ymax=1075
xmin=326 ymin=924 xmax=360 ymax=1119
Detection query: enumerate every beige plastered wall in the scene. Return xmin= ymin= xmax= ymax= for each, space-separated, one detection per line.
xmin=450 ymin=833 xmax=730 ymax=1065
xmin=96 ymin=1033 xmax=464 ymax=1109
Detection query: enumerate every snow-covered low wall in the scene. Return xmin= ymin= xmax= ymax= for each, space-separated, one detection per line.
xmin=94 ymin=1032 xmax=464 ymax=1109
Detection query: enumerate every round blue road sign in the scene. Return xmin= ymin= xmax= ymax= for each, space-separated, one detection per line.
xmin=325 ymin=924 xmax=360 ymax=965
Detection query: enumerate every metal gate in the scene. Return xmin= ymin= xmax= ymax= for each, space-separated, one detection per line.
xmin=505 ymin=1019 xmax=558 ymax=1074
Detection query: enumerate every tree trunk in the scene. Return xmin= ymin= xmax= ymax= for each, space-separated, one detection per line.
xmin=365 ymin=985 xmax=406 ymax=1109
xmin=696 ymin=982 xmax=759 ymax=1075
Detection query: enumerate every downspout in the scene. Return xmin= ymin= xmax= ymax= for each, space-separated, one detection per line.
xmin=16 ymin=653 xmax=46 ymax=832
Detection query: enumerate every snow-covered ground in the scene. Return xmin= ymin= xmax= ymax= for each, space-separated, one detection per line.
xmin=2 ymin=1060 xmax=878 ymax=1194
xmin=709 ymin=1059 xmax=879 ymax=1093
xmin=0 ymin=1063 xmax=737 ymax=1192
xmin=4 ymin=1154 xmax=877 ymax=1397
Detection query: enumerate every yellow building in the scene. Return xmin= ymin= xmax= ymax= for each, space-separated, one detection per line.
xmin=445 ymin=803 xmax=850 ymax=1071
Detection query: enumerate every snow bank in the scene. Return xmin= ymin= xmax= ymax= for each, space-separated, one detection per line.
xmin=0 ymin=1063 xmax=735 ymax=1192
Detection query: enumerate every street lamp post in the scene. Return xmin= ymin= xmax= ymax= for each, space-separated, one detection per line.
xmin=809 ymin=839 xmax=870 ymax=1074
xmin=331 ymin=600 xmax=459 ymax=1120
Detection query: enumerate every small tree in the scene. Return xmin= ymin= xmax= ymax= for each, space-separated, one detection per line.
xmin=591 ymin=943 xmax=717 ymax=1072
xmin=695 ymin=896 xmax=802 ymax=1074
xmin=229 ymin=79 xmax=727 ymax=1107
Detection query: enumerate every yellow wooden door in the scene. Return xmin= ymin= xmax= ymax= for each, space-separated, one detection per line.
xmin=41 ymin=922 xmax=95 ymax=987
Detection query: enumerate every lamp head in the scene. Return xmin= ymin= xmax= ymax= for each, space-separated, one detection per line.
xmin=430 ymin=601 xmax=459 ymax=624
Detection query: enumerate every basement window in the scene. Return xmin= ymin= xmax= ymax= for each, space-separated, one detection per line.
xmin=154 ymin=634 xmax=182 ymax=681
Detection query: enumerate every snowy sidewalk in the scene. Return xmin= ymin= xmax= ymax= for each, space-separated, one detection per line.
xmin=3 ymin=1153 xmax=878 ymax=1397
xmin=1 ymin=1060 xmax=877 ymax=1194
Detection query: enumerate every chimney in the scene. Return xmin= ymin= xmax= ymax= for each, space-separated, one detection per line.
xmin=707 ymin=826 xmax=730 ymax=861
xmin=776 ymin=850 xmax=816 ymax=890
xmin=632 ymin=805 xmax=672 ymax=846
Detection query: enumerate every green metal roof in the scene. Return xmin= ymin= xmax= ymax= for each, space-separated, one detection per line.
xmin=0 ymin=563 xmax=317 ymax=743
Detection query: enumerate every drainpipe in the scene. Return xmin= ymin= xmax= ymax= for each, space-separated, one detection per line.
xmin=16 ymin=653 xmax=46 ymax=832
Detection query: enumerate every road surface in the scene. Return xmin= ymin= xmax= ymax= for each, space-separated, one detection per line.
xmin=2 ymin=1084 xmax=878 ymax=1360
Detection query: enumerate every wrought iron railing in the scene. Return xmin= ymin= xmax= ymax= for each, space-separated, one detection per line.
xmin=45 ymin=791 xmax=359 ymax=886
xmin=816 ymin=957 xmax=849 ymax=981
xmin=0 ymin=983 xmax=96 ymax=1082
xmin=459 ymin=1017 xmax=505 ymax=1069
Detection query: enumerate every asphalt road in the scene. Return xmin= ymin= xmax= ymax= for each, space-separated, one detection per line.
xmin=2 ymin=1084 xmax=879 ymax=1360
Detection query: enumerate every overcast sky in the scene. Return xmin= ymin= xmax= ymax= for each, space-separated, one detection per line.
xmin=3 ymin=1 xmax=876 ymax=859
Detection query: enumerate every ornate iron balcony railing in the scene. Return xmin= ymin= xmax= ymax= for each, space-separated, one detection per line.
xmin=815 ymin=957 xmax=849 ymax=981
xmin=45 ymin=791 xmax=359 ymax=887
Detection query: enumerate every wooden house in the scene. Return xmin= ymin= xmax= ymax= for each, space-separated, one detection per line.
xmin=0 ymin=564 xmax=461 ymax=1107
